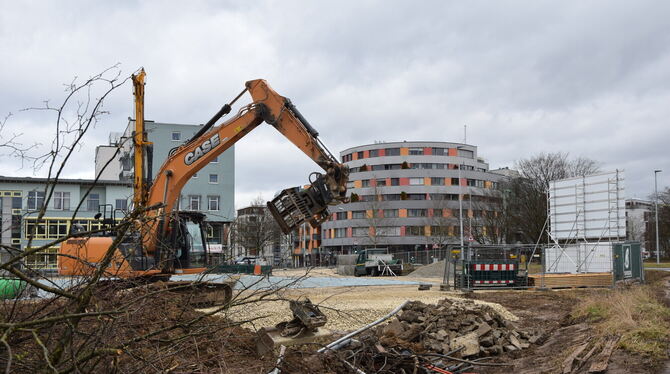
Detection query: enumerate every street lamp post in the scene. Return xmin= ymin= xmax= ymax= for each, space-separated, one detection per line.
xmin=654 ymin=170 xmax=662 ymax=264
xmin=458 ymin=159 xmax=464 ymax=254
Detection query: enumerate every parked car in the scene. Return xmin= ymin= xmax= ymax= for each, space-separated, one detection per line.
xmin=234 ymin=257 xmax=258 ymax=265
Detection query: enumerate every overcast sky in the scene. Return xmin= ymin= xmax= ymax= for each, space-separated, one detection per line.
xmin=1 ymin=1 xmax=668 ymax=208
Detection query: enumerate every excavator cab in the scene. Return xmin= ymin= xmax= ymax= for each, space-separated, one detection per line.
xmin=156 ymin=211 xmax=209 ymax=273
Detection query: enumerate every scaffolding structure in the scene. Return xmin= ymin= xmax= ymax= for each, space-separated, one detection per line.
xmin=546 ymin=170 xmax=625 ymax=274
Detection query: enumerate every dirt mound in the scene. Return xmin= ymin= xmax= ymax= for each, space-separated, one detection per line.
xmin=406 ymin=260 xmax=447 ymax=278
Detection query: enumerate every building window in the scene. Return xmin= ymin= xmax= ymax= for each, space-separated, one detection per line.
xmin=409 ymin=178 xmax=424 ymax=185
xmin=87 ymin=193 xmax=100 ymax=212
xmin=451 ymin=178 xmax=460 ymax=186
xmin=385 ymin=164 xmax=401 ymax=170
xmin=53 ymin=192 xmax=70 ymax=210
xmin=467 ymin=179 xmax=477 ymax=187
xmin=431 ymin=226 xmax=450 ymax=236
xmin=408 ymin=209 xmax=427 ymax=217
xmin=385 ymin=148 xmax=400 ymax=156
xmin=352 ymin=227 xmax=368 ymax=237
xmin=342 ymin=154 xmax=353 ymax=162
xmin=408 ymin=194 xmax=426 ymax=200
xmin=458 ymin=149 xmax=474 ymax=158
xmin=211 ymin=156 xmax=219 ymax=163
xmin=171 ymin=131 xmax=181 ymax=141
xmin=377 ymin=226 xmax=400 ymax=236
xmin=409 ymin=147 xmax=424 ymax=155
xmin=357 ymin=151 xmax=364 ymax=159
xmin=47 ymin=220 xmax=69 ymax=238
xmin=384 ymin=194 xmax=401 ymax=201
xmin=209 ymin=174 xmax=218 ymax=184
xmin=208 ymin=196 xmax=220 ymax=211
xmin=189 ymin=195 xmax=201 ymax=210
xmin=369 ymin=149 xmax=379 ymax=157
xmin=336 ymin=212 xmax=347 ymax=220
xmin=24 ymin=247 xmax=58 ymax=270
xmin=406 ymin=226 xmax=425 ymax=236
xmin=432 ymin=147 xmax=446 ymax=156
xmin=361 ymin=179 xmax=370 ymax=188
xmin=12 ymin=196 xmax=22 ymax=209
xmin=115 ymin=199 xmax=128 ymax=210
xmin=390 ymin=178 xmax=400 ymax=186
xmin=383 ymin=209 xmax=399 ymax=218
xmin=433 ymin=209 xmax=444 ymax=217
xmin=352 ymin=210 xmax=366 ymax=219
xmin=431 ymin=177 xmax=445 ymax=186
xmin=334 ymin=228 xmax=347 ymax=238
xmin=376 ymin=179 xmax=387 ymax=187
xmin=371 ymin=165 xmax=385 ymax=171
xmin=27 ymin=191 xmax=45 ymax=211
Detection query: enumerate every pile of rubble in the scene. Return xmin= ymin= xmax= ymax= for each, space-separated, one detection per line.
xmin=376 ymin=299 xmax=542 ymax=358
xmin=279 ymin=298 xmax=543 ymax=373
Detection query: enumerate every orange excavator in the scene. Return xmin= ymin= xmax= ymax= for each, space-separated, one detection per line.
xmin=58 ymin=70 xmax=349 ymax=304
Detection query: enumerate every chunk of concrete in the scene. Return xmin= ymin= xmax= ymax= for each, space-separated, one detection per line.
xmin=509 ymin=334 xmax=523 ymax=350
xmin=475 ymin=322 xmax=492 ymax=337
xmin=450 ymin=332 xmax=480 ymax=357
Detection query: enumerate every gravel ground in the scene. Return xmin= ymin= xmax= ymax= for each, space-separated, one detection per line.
xmin=214 ymin=285 xmax=518 ymax=333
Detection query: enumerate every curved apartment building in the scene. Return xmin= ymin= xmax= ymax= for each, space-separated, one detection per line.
xmin=320 ymin=141 xmax=505 ymax=254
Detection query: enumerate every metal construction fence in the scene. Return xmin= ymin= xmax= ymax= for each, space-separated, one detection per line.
xmin=437 ymin=242 xmax=645 ymax=291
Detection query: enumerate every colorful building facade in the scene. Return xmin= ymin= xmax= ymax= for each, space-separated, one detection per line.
xmin=320 ymin=141 xmax=505 ymax=254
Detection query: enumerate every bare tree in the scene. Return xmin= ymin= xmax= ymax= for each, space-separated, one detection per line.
xmin=425 ymin=195 xmax=458 ymax=249
xmin=360 ymin=181 xmax=388 ymax=249
xmin=469 ymin=190 xmax=509 ymax=245
xmin=234 ymin=196 xmax=281 ymax=260
xmin=626 ymin=214 xmax=645 ymax=242
xmin=647 ymin=187 xmax=670 ymax=258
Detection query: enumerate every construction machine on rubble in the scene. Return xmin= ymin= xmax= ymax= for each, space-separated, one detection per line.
xmin=58 ymin=70 xmax=349 ymax=306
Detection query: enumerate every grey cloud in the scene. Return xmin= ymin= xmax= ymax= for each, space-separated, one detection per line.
xmin=0 ymin=0 xmax=668 ymax=207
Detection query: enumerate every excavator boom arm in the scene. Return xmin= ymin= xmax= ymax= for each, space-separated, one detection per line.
xmin=143 ymin=79 xmax=348 ymax=261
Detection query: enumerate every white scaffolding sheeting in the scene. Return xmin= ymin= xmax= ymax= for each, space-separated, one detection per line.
xmin=548 ymin=170 xmax=625 ymax=241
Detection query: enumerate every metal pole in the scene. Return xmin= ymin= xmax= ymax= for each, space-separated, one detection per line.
xmin=654 ymin=170 xmax=662 ymax=264
xmin=459 ymin=161 xmax=464 ymax=257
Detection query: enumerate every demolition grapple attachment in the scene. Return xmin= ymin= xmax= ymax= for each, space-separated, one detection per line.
xmin=267 ymin=173 xmax=335 ymax=234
